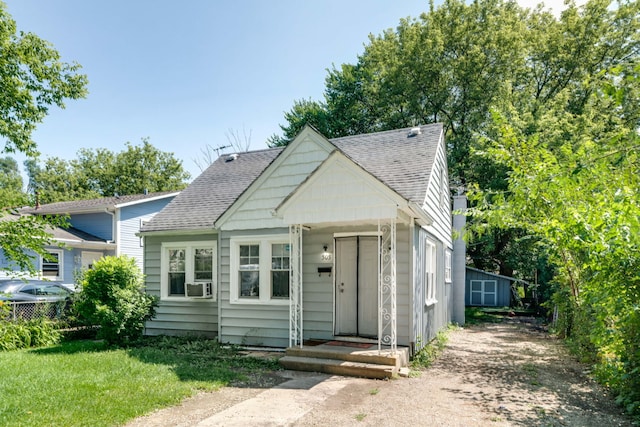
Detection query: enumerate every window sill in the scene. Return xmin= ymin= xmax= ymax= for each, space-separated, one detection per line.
xmin=230 ymin=298 xmax=290 ymax=306
xmin=161 ymin=296 xmax=217 ymax=303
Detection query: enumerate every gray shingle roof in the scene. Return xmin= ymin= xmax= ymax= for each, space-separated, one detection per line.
xmin=332 ymin=124 xmax=442 ymax=203
xmin=141 ymin=124 xmax=442 ymax=233
xmin=20 ymin=191 xmax=178 ymax=215
xmin=0 ymin=212 xmax=111 ymax=245
xmin=51 ymin=226 xmax=111 ymax=245
xmin=141 ymin=148 xmax=283 ymax=232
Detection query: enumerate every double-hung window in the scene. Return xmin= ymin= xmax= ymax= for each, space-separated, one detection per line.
xmin=444 ymin=249 xmax=452 ymax=283
xmin=424 ymin=238 xmax=437 ymax=305
xmin=162 ymin=242 xmax=216 ymax=300
xmin=41 ymin=249 xmax=63 ymax=280
xmin=230 ymin=235 xmax=290 ymax=304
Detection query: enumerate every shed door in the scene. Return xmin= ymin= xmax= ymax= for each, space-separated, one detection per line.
xmin=470 ymin=280 xmax=497 ymax=306
xmin=335 ymin=236 xmax=378 ymax=337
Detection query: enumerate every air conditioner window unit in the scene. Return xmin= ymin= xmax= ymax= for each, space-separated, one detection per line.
xmin=186 ymin=281 xmax=213 ymax=298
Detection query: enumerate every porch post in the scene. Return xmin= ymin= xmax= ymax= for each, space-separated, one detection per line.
xmin=378 ymin=218 xmax=397 ymax=354
xmin=289 ymin=224 xmax=303 ymax=347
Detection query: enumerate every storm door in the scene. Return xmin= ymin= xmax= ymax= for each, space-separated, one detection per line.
xmin=335 ymin=236 xmax=378 ymax=337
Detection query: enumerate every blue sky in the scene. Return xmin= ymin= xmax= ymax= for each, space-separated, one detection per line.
xmin=3 ymin=0 xmax=432 ymax=182
xmin=3 ymin=0 xmax=570 ymax=183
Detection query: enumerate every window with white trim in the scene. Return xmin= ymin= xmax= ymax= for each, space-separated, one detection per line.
xmin=424 ymin=238 xmax=437 ymax=305
xmin=444 ymin=250 xmax=452 ymax=283
xmin=230 ymin=235 xmax=290 ymax=304
xmin=161 ymin=242 xmax=216 ymax=300
xmin=41 ymin=249 xmax=63 ymax=280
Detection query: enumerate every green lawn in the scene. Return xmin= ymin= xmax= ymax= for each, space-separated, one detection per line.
xmin=0 ymin=336 xmax=280 ymax=427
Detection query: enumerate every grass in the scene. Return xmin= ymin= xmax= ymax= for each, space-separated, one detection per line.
xmin=465 ymin=307 xmax=507 ymax=324
xmin=410 ymin=327 xmax=452 ymax=370
xmin=0 ymin=336 xmax=281 ymax=427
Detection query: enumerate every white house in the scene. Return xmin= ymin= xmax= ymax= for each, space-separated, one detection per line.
xmin=140 ymin=124 xmax=466 ymax=358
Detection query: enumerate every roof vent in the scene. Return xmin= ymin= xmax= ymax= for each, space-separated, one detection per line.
xmin=408 ymin=127 xmax=422 ymax=137
xmin=225 ymin=153 xmax=239 ymax=162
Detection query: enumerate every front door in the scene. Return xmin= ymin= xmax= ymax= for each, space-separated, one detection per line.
xmin=335 ymin=236 xmax=378 ymax=337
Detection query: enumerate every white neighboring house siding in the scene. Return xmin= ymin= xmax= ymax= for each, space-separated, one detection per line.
xmin=118 ymin=198 xmax=174 ymax=271
xmin=144 ymin=234 xmax=219 ymax=337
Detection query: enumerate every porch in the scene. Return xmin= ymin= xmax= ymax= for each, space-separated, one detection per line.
xmin=279 ymin=340 xmax=410 ymax=379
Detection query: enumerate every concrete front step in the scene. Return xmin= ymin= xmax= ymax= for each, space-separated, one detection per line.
xmin=285 ymin=345 xmax=409 ymax=368
xmin=279 ymin=355 xmax=398 ymax=379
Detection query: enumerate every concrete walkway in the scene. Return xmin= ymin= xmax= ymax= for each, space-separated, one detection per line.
xmin=196 ymin=373 xmax=346 ymax=427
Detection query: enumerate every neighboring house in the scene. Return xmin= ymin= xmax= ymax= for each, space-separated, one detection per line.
xmin=0 ymin=191 xmax=179 ymax=285
xmin=465 ymin=266 xmax=521 ymax=307
xmin=140 ymin=124 xmax=466 ymax=355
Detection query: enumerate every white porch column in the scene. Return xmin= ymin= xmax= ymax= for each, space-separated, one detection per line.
xmin=378 ymin=218 xmax=397 ymax=354
xmin=289 ymin=224 xmax=303 ymax=347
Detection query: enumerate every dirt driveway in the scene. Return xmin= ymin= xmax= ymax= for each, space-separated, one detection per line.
xmin=127 ymin=319 xmax=636 ymax=426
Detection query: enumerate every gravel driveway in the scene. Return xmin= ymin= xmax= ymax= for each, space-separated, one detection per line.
xmin=127 ymin=319 xmax=636 ymax=426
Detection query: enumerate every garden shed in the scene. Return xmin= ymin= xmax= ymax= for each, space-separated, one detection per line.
xmin=465 ymin=267 xmax=518 ymax=307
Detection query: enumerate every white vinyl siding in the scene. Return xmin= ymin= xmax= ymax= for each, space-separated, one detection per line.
xmin=279 ymin=154 xmax=402 ymax=224
xmin=421 ymin=131 xmax=452 ymax=251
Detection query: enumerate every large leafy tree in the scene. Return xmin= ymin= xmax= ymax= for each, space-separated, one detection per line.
xmin=0 ymin=2 xmax=88 ymax=275
xmin=470 ymin=65 xmax=640 ymax=415
xmin=268 ymin=0 xmax=640 ymax=284
xmin=0 ymin=156 xmax=25 ymax=207
xmin=28 ymin=138 xmax=190 ymax=204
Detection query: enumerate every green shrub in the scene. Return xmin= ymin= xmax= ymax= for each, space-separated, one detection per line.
xmin=75 ymin=255 xmax=158 ymax=346
xmin=0 ymin=318 xmax=60 ymax=351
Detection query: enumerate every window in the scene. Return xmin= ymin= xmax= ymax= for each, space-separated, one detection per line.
xmin=230 ymin=235 xmax=290 ymax=304
xmin=161 ymin=243 xmax=216 ymax=300
xmin=239 ymin=244 xmax=260 ymax=297
xmin=271 ymin=243 xmax=290 ymax=298
xmin=444 ymin=250 xmax=452 ymax=283
xmin=41 ymin=250 xmax=63 ymax=280
xmin=424 ymin=239 xmax=437 ymax=305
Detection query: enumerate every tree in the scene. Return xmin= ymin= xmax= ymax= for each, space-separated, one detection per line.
xmin=27 ymin=138 xmax=190 ymax=204
xmin=195 ymin=126 xmax=254 ymax=172
xmin=0 ymin=156 xmax=25 ymax=207
xmin=470 ymin=65 xmax=640 ymax=414
xmin=0 ymin=4 xmax=87 ymax=156
xmin=268 ymin=0 xmax=640 ymax=283
xmin=0 ymin=3 xmax=88 ymax=275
